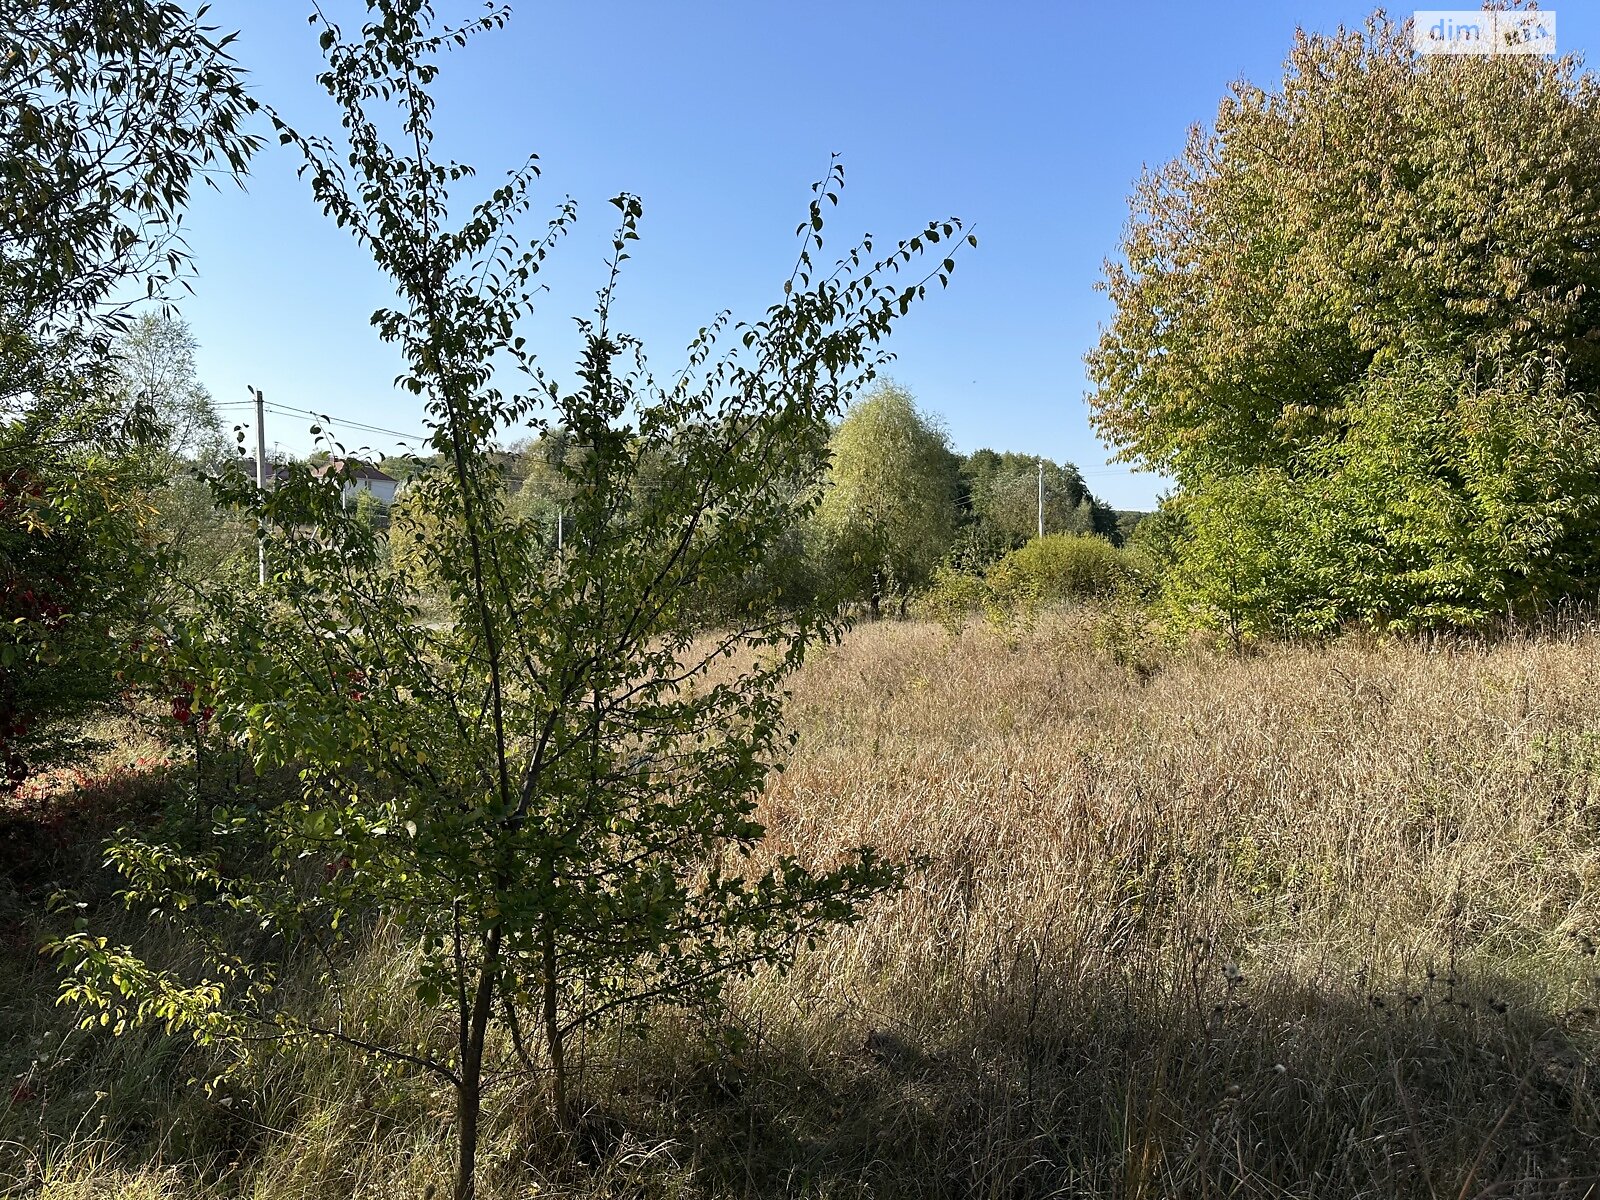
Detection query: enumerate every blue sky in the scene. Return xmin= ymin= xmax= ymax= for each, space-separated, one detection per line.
xmin=183 ymin=2 xmax=1592 ymax=510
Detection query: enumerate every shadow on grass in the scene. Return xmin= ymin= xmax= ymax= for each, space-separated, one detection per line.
xmin=2 ymin=935 xmax=1597 ymax=1198
xmin=3 ymin=780 xmax=1597 ymax=1199
xmin=576 ymin=969 xmax=1600 ymax=1200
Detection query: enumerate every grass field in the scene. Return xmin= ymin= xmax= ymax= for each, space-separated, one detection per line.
xmin=5 ymin=614 xmax=1600 ymax=1197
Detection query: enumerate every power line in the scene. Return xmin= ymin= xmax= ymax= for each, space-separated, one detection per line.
xmin=265 ymin=405 xmax=431 ymax=444
xmin=213 ymin=398 xmax=431 ymax=445
xmin=224 ymin=397 xmax=1164 ymax=491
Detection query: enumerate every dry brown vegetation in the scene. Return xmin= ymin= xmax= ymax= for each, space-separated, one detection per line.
xmin=7 ymin=615 xmax=1600 ymax=1197
xmin=735 ymin=617 xmax=1600 ymax=1197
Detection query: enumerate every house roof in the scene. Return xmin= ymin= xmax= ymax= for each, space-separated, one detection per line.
xmin=317 ymin=459 xmax=397 ymax=483
xmin=268 ymin=458 xmax=396 ymax=483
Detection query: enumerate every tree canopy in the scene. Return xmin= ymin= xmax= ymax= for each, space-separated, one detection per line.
xmin=959 ymin=449 xmax=1115 ymax=547
xmin=816 ymin=383 xmax=959 ymax=615
xmin=1088 ymin=12 xmax=1600 ymax=630
xmin=1 ymin=0 xmax=258 ymax=423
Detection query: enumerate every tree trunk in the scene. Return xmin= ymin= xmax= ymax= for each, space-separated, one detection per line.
xmin=191 ymin=723 xmax=206 ymax=824
xmin=541 ymin=921 xmax=570 ymax=1129
xmin=454 ymin=1077 xmax=480 ymax=1200
xmin=869 ymin=570 xmax=882 ymax=621
xmin=454 ymin=927 xmax=502 ymax=1200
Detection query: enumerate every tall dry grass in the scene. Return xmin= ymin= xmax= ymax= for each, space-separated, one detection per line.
xmin=715 ymin=615 xmax=1600 ymax=1197
xmin=5 ymin=614 xmax=1600 ymax=1197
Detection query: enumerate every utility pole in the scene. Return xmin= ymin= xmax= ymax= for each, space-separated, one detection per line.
xmin=251 ymin=386 xmax=267 ymax=585
xmin=1037 ymin=461 xmax=1045 ymax=540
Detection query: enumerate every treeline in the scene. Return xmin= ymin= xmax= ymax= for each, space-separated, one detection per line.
xmin=328 ymin=381 xmax=1141 ymax=624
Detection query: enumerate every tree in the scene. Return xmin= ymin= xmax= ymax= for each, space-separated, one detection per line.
xmin=0 ymin=433 xmax=156 ymax=786
xmin=1166 ymin=353 xmax=1600 ymax=635
xmin=501 ymin=428 xmax=577 ymax=551
xmin=0 ymin=3 xmax=255 ymax=789
xmin=110 ymin=314 xmax=259 ymax=588
xmin=1157 ymin=472 xmax=1331 ymax=647
xmin=958 ymin=449 xmax=1114 ymax=549
xmin=50 ymin=5 xmax=972 ymax=1199
xmin=1112 ymin=509 xmax=1148 ymax=545
xmin=114 ymin=315 xmax=227 ymax=465
xmin=816 ymin=382 xmax=959 ymax=617
xmin=1087 ymin=11 xmax=1600 ymax=628
xmin=1119 ymin=500 xmax=1182 ymax=596
xmin=1 ymin=0 xmax=258 ymax=421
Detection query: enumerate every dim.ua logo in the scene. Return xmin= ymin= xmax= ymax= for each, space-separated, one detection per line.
xmin=1414 ymin=10 xmax=1556 ymax=56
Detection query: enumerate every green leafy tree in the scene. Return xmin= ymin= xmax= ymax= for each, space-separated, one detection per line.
xmin=2 ymin=0 xmax=258 ymax=419
xmin=1087 ymin=10 xmax=1600 ymax=628
xmin=1119 ymin=499 xmax=1182 ymax=597
xmin=50 ymin=5 xmax=971 ymax=1199
xmin=1158 ymin=473 xmax=1330 ymax=648
xmin=112 ymin=315 xmax=259 ymax=588
xmin=114 ymin=314 xmax=228 ymax=466
xmin=959 ymin=449 xmax=1114 ymax=548
xmin=0 ymin=2 xmax=255 ymax=786
xmin=1113 ymin=509 xmax=1148 ymax=545
xmin=1321 ymin=353 xmax=1600 ymax=623
xmin=501 ymin=428 xmax=577 ymax=554
xmin=1165 ymin=353 xmax=1600 ymax=637
xmin=817 ymin=382 xmax=959 ymax=616
xmin=0 ymin=434 xmax=156 ymax=786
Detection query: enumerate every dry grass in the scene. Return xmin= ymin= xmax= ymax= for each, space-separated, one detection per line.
xmin=722 ymin=616 xmax=1600 ymax=1198
xmin=6 ymin=614 xmax=1600 ymax=1197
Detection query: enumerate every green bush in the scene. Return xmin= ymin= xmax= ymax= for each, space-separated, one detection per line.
xmin=909 ymin=564 xmax=989 ymax=635
xmin=908 ymin=536 xmax=1138 ymax=633
xmin=985 ymin=534 xmax=1128 ymax=616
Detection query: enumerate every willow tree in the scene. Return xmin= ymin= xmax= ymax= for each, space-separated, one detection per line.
xmin=816 ymin=382 xmax=959 ymax=616
xmin=1088 ymin=11 xmax=1600 ymax=629
xmin=51 ymin=4 xmax=972 ymax=1198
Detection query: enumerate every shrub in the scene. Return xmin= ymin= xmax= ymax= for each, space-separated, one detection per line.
xmin=909 ymin=564 xmax=988 ymax=635
xmin=47 ymin=11 xmax=967 ymax=1200
xmin=985 ymin=534 xmax=1127 ymax=617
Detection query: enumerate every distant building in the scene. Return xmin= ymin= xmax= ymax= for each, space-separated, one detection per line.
xmin=322 ymin=459 xmax=399 ymax=506
xmin=270 ymin=458 xmax=399 ymax=506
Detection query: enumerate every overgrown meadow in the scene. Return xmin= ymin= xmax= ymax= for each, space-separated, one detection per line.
xmin=6 ymin=611 xmax=1599 ymax=1198
xmin=10 ymin=3 xmax=1600 ymax=1197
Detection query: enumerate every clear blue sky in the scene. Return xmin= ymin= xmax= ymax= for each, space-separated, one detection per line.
xmin=182 ymin=2 xmax=1593 ymax=511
